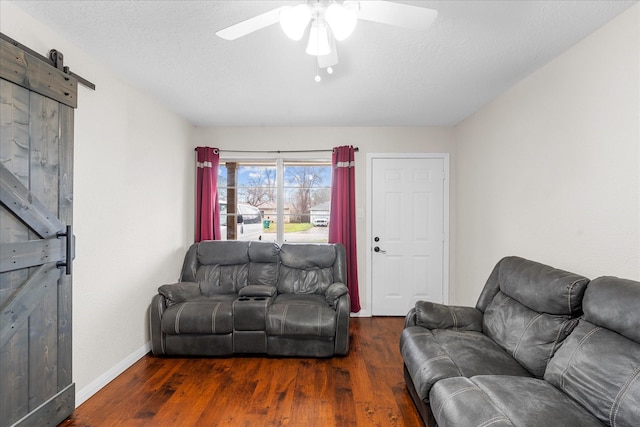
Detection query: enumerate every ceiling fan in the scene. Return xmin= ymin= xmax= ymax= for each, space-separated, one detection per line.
xmin=215 ymin=1 xmax=438 ymax=81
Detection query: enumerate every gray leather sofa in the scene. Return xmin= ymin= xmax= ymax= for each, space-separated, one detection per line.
xmin=401 ymin=256 xmax=640 ymax=426
xmin=150 ymin=240 xmax=350 ymax=357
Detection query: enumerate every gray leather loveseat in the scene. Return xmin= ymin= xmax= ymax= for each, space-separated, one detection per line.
xmin=401 ymin=256 xmax=640 ymax=426
xmin=150 ymin=240 xmax=350 ymax=357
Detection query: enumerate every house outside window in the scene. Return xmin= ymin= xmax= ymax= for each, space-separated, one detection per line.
xmin=218 ymin=158 xmax=331 ymax=243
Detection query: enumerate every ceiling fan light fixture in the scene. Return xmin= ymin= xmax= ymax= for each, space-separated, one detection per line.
xmin=325 ymin=3 xmax=358 ymax=41
xmin=306 ymin=21 xmax=331 ymax=56
xmin=279 ymin=4 xmax=311 ymax=41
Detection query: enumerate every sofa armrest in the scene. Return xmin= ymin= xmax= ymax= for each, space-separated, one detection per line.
xmin=150 ymin=294 xmax=167 ymax=355
xmin=239 ymin=285 xmax=277 ymax=297
xmin=405 ymin=308 xmax=418 ymax=327
xmin=325 ymin=282 xmax=349 ymax=309
xmin=415 ymin=301 xmax=483 ymax=332
xmin=158 ymin=281 xmax=201 ymax=306
xmin=334 ymin=292 xmax=350 ymax=355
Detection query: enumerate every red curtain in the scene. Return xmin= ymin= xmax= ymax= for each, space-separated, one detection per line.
xmin=195 ymin=147 xmax=221 ymax=242
xmin=329 ymin=145 xmax=361 ymax=313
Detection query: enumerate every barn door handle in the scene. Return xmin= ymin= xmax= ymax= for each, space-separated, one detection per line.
xmin=57 ymin=225 xmax=73 ymax=275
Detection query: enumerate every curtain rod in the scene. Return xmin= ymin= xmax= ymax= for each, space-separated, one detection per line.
xmin=194 ymin=147 xmax=359 ymax=153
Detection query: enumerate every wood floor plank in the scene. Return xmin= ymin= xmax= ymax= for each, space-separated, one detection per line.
xmin=59 ymin=317 xmax=422 ymax=427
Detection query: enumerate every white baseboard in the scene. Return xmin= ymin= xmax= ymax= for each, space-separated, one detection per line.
xmin=76 ymin=341 xmax=151 ymax=407
xmin=351 ymin=309 xmax=371 ymax=317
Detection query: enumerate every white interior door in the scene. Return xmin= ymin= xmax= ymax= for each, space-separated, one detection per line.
xmin=370 ymin=156 xmax=447 ymax=315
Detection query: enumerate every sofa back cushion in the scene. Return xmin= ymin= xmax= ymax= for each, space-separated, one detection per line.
xmin=277 ymin=243 xmax=339 ymax=294
xmin=197 ymin=240 xmax=250 ymax=265
xmin=478 ymin=257 xmax=590 ymax=377
xmin=476 ymin=256 xmax=589 ymax=315
xmin=581 ymin=276 xmax=640 ymax=343
xmin=196 ymin=264 xmax=248 ymax=295
xmin=544 ymin=277 xmax=640 ymax=427
xmin=248 ymin=241 xmax=280 ymax=287
xmin=181 ymin=241 xmax=252 ymax=295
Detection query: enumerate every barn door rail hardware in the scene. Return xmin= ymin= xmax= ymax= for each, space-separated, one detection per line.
xmin=57 ymin=225 xmax=74 ymax=275
xmin=1 ymin=32 xmax=95 ymax=90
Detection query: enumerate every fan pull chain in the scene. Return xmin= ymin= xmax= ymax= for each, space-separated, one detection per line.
xmin=315 ymin=59 xmax=321 ymax=83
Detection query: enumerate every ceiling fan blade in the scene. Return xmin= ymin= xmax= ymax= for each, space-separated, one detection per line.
xmin=358 ymin=1 xmax=438 ymax=31
xmin=215 ymin=7 xmax=282 ymax=40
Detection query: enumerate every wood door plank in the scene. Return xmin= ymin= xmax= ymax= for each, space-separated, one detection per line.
xmin=0 ymin=320 xmax=28 ymax=426
xmin=0 ymin=79 xmax=30 ymax=185
xmin=0 ymin=162 xmax=65 ymax=238
xmin=0 ymin=79 xmax=30 ymax=307
xmin=0 ymin=37 xmax=78 ymax=108
xmin=28 ymin=280 xmax=58 ymax=409
xmin=29 ymin=93 xmax=60 ymax=214
xmin=0 ymin=263 xmax=60 ymax=348
xmin=58 ymin=104 xmax=73 ymax=225
xmin=57 ymin=103 xmax=74 ymax=389
xmin=8 ymin=384 xmax=74 ymax=427
xmin=0 ymin=238 xmax=64 ymax=273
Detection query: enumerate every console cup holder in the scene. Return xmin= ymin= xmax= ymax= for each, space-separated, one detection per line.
xmin=237 ymin=296 xmax=268 ymax=302
xmin=234 ymin=295 xmax=270 ymax=332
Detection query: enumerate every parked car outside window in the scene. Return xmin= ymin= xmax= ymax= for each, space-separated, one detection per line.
xmin=312 ymin=217 xmax=328 ymax=227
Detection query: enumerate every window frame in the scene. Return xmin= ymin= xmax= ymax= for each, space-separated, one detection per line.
xmin=218 ymin=155 xmax=332 ymax=243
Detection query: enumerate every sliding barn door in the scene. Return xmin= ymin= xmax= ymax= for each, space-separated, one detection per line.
xmin=1 ymin=36 xmax=77 ymax=427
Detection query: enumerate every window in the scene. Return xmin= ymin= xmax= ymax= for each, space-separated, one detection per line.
xmin=217 ymin=158 xmax=332 ymax=243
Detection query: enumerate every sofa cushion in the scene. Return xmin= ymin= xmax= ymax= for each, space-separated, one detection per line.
xmin=197 ymin=264 xmax=249 ymax=295
xmin=474 ymin=256 xmax=588 ymax=378
xmin=161 ymin=295 xmax=235 ymax=335
xmin=197 ymin=240 xmax=250 ymax=265
xmin=279 ymin=243 xmax=336 ymax=269
xmin=482 ymin=291 xmax=578 ymax=377
xmin=248 ymin=241 xmax=280 ymax=287
xmin=430 ymin=376 xmax=603 ymax=427
xmin=582 ymin=276 xmax=640 ymax=343
xmin=267 ymin=294 xmax=336 ymax=337
xmin=476 ymin=256 xmax=589 ymax=315
xmin=545 ymin=321 xmax=640 ymax=427
xmin=544 ymin=277 xmax=640 ymax=427
xmin=277 ymin=244 xmax=336 ymax=294
xmin=400 ymin=326 xmax=531 ymax=401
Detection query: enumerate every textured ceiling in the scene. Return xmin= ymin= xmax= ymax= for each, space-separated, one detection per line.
xmin=9 ymin=0 xmax=637 ymax=127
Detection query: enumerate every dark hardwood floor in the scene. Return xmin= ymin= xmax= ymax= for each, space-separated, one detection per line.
xmin=59 ymin=317 xmax=423 ymax=427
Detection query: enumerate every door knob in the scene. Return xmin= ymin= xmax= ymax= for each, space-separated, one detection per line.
xmin=373 ymin=246 xmax=386 ymax=253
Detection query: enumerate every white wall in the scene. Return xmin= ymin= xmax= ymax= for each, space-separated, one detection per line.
xmin=1 ymin=2 xmax=195 ymax=405
xmin=191 ymin=127 xmax=456 ymax=315
xmin=454 ymin=4 xmax=640 ymax=305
